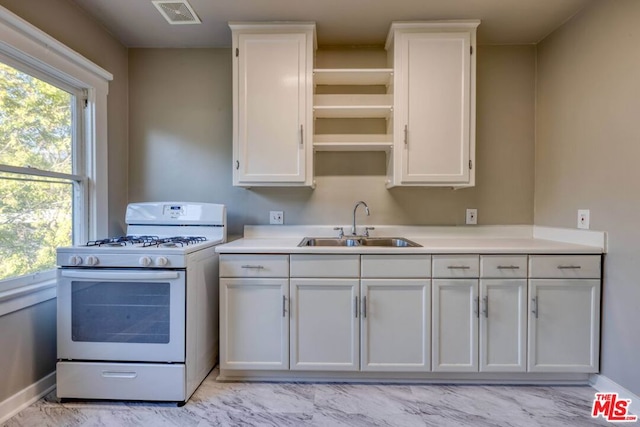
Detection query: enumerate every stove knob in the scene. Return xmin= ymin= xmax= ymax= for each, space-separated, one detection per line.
xmin=86 ymin=255 xmax=99 ymax=266
xmin=156 ymin=256 xmax=169 ymax=267
xmin=69 ymin=256 xmax=83 ymax=266
xmin=139 ymin=256 xmax=152 ymax=267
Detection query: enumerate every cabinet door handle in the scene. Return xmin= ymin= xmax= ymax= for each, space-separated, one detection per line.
xmin=447 ymin=265 xmax=471 ymax=270
xmin=404 ymin=124 xmax=408 ymax=146
xmin=362 ymin=296 xmax=367 ymax=318
xmin=557 ymin=265 xmax=581 ymax=269
xmin=474 ymin=296 xmax=479 ymax=318
xmin=531 ymin=297 xmax=539 ymax=318
xmin=354 ymin=296 xmax=358 ymax=318
xmin=300 ymin=124 xmax=304 ymax=146
xmin=282 ymin=295 xmax=287 ymax=317
xmin=241 ymin=265 xmax=264 ymax=269
xmin=482 ymin=296 xmax=488 ymax=318
xmin=497 ymin=265 xmax=520 ymax=270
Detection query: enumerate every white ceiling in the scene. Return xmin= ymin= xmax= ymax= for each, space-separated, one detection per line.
xmin=70 ymin=0 xmax=593 ymax=48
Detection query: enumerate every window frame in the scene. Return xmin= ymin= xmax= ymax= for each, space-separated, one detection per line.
xmin=0 ymin=5 xmax=113 ymax=308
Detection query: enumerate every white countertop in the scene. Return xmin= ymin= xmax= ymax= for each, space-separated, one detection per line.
xmin=215 ymin=225 xmax=605 ymax=254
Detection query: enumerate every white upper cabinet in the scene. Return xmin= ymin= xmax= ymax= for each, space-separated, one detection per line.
xmin=386 ymin=21 xmax=479 ymax=188
xmin=230 ymin=23 xmax=316 ymax=186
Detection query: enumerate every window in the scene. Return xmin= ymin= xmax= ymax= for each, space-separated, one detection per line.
xmin=0 ymin=59 xmax=86 ymax=283
xmin=0 ymin=6 xmax=112 ymax=300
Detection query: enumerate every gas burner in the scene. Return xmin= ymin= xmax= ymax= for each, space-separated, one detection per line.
xmin=86 ymin=236 xmax=159 ymax=247
xmin=142 ymin=236 xmax=207 ymax=248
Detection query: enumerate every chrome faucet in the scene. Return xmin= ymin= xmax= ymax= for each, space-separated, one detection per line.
xmin=351 ymin=201 xmax=370 ymax=236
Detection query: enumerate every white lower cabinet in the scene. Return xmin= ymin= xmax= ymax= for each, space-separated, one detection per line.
xmin=361 ymin=279 xmax=431 ymax=372
xmin=479 ymin=279 xmax=527 ymax=372
xmin=432 ymin=279 xmax=479 ymax=372
xmin=527 ymin=279 xmax=600 ymax=372
xmin=220 ymin=278 xmax=289 ymax=370
xmin=290 ymin=278 xmax=360 ymax=371
xmin=219 ymin=252 xmax=602 ymax=379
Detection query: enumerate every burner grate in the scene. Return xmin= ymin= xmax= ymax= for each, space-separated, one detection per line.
xmin=86 ymin=236 xmax=159 ymax=247
xmin=86 ymin=235 xmax=207 ymax=248
xmin=142 ymin=236 xmax=207 ymax=248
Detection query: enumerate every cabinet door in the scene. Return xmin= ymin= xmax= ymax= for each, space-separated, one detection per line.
xmin=361 ymin=279 xmax=431 ymax=372
xmin=528 ymin=279 xmax=600 ymax=373
xmin=395 ymin=31 xmax=472 ymax=184
xmin=290 ymin=279 xmax=359 ymax=371
xmin=432 ymin=279 xmax=478 ymax=371
xmin=220 ymin=278 xmax=289 ymax=370
xmin=235 ymin=32 xmax=309 ymax=184
xmin=479 ymin=279 xmax=527 ymax=372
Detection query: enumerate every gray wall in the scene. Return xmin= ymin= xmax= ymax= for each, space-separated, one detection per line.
xmin=0 ymin=0 xmax=128 ymax=403
xmin=0 ymin=300 xmax=56 ymax=402
xmin=536 ymin=0 xmax=640 ymax=395
xmin=0 ymin=0 xmax=130 ymax=235
xmin=129 ymin=45 xmax=536 ymax=236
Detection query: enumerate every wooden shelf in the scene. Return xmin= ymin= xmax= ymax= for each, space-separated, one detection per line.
xmin=314 ymin=94 xmax=393 ymax=118
xmin=314 ymin=68 xmax=393 ymax=86
xmin=313 ymin=134 xmax=392 ymax=152
xmin=314 ymin=106 xmax=392 ymax=119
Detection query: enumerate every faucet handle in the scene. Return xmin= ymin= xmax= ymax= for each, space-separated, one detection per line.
xmin=364 ymin=227 xmax=375 ymax=237
xmin=333 ymin=227 xmax=345 ymax=238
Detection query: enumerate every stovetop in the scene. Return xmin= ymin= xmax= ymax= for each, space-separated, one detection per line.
xmin=86 ymin=235 xmax=208 ymax=248
xmin=56 ymin=202 xmax=226 ymax=268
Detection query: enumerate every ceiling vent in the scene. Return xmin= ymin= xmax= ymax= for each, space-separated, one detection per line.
xmin=152 ymin=0 xmax=201 ymax=25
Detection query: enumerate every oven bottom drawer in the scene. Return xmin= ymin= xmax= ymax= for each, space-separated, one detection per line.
xmin=57 ymin=362 xmax=186 ymax=401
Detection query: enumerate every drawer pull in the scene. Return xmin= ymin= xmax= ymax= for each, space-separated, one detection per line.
xmin=447 ymin=265 xmax=471 ymax=270
xmin=531 ymin=297 xmax=539 ymax=319
xmin=474 ymin=296 xmax=480 ymax=317
xmin=557 ymin=265 xmax=582 ymax=269
xmin=497 ymin=265 xmax=520 ymax=270
xmin=241 ymin=265 xmax=265 ymax=269
xmin=482 ymin=296 xmax=488 ymax=318
xmin=282 ymin=295 xmax=287 ymax=317
xmin=101 ymin=371 xmax=138 ymax=379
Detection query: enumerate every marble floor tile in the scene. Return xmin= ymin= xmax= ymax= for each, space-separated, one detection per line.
xmin=3 ymin=368 xmax=613 ymax=427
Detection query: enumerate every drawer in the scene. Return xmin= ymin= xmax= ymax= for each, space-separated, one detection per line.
xmin=432 ymin=255 xmax=479 ymax=278
xmin=290 ymin=254 xmax=359 ymax=278
xmin=480 ymin=255 xmax=528 ymax=278
xmin=220 ymin=254 xmax=289 ymax=277
xmin=529 ymin=255 xmax=601 ymax=279
xmin=56 ymin=361 xmax=186 ymax=401
xmin=361 ymin=255 xmax=431 ymax=278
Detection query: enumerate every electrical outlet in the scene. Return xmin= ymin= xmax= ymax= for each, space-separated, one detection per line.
xmin=466 ymin=208 xmax=477 ymax=225
xmin=577 ymin=209 xmax=590 ymax=229
xmin=269 ymin=211 xmax=284 ymax=225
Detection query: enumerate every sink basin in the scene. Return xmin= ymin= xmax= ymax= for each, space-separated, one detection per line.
xmin=358 ymin=237 xmax=421 ymax=247
xmin=297 ymin=237 xmax=421 ymax=248
xmin=298 ymin=237 xmax=360 ymax=247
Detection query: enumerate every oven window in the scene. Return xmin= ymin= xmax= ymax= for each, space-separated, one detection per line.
xmin=71 ymin=281 xmax=171 ymax=343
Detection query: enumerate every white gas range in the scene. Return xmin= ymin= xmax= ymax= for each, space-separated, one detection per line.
xmin=55 ymin=202 xmax=226 ymax=404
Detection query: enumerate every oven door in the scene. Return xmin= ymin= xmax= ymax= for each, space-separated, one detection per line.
xmin=57 ymin=269 xmax=186 ymax=363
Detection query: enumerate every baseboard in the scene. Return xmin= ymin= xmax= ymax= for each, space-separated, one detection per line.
xmin=590 ymin=374 xmax=639 ymax=416
xmin=0 ymin=372 xmax=56 ymax=424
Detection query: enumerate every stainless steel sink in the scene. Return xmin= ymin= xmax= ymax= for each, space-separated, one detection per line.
xmin=358 ymin=237 xmax=421 ymax=247
xmin=298 ymin=237 xmax=360 ymax=247
xmin=297 ymin=237 xmax=421 ymax=247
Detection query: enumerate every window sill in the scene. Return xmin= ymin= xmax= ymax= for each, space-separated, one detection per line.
xmin=0 ymin=279 xmax=56 ymax=317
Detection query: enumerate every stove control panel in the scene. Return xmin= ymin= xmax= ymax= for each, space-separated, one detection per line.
xmin=58 ymin=252 xmax=191 ymax=269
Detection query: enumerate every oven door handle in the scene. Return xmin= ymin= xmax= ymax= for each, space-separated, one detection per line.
xmin=60 ymin=271 xmax=180 ymax=281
